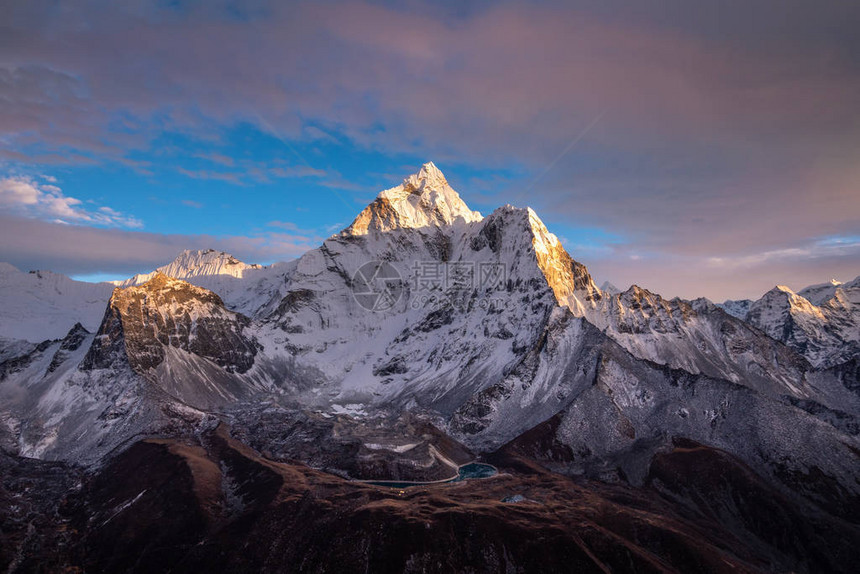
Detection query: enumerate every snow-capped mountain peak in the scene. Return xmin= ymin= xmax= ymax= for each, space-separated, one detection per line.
xmin=111 ymin=249 xmax=294 ymax=319
xmin=401 ymin=160 xmax=449 ymax=191
xmin=157 ymin=248 xmax=261 ymax=279
xmin=344 ymin=162 xmax=483 ymax=235
xmin=4 ymin=162 xmax=860 ymax=570
xmin=115 ymin=249 xmax=261 ymax=287
xmin=759 ymin=285 xmax=824 ymax=318
xmin=599 ymin=280 xmax=621 ymax=295
xmin=798 ymin=278 xmax=844 ymax=306
xmin=736 ymin=277 xmax=860 ymax=367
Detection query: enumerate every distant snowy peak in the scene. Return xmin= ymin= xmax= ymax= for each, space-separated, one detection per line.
xmin=717 ymin=299 xmax=753 ymax=320
xmin=114 ymin=250 xmax=294 ymax=320
xmin=159 ymin=248 xmax=261 ymax=279
xmin=599 ymin=281 xmax=621 ymax=295
xmin=720 ymin=278 xmax=857 ymax=321
xmin=116 ymin=249 xmax=261 ymax=287
xmin=754 ymin=285 xmax=825 ymax=320
xmin=798 ymin=278 xmax=846 ymax=306
xmin=743 ymin=283 xmax=858 ymax=367
xmin=344 ymin=162 xmax=483 ymax=235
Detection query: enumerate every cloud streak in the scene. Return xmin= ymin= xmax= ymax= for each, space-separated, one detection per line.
xmin=578 ymin=234 xmax=860 ymax=301
xmin=0 ymin=214 xmax=321 ymax=277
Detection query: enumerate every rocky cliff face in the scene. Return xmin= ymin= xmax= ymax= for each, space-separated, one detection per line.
xmin=84 ymin=273 xmax=257 ymax=374
xmin=78 ymin=273 xmax=270 ymax=415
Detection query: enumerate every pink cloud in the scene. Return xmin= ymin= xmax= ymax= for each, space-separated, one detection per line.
xmin=1 ymin=1 xmax=858 ymax=297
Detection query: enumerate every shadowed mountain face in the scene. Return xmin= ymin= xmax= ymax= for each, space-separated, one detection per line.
xmin=0 ymin=163 xmax=858 ymax=572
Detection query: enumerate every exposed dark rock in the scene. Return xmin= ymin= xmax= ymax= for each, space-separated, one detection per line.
xmin=83 ymin=273 xmax=257 ymax=374
xmin=47 ymin=322 xmax=90 ymax=373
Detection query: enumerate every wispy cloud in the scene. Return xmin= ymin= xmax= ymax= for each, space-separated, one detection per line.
xmin=267 ymin=165 xmax=327 ymax=179
xmin=194 ymin=152 xmax=235 ymax=167
xmin=266 ymin=220 xmax=328 ymax=239
xmin=706 ymin=236 xmax=860 ymax=269
xmin=267 ymin=220 xmax=304 ymax=232
xmin=0 ymin=176 xmax=142 ymax=228
xmin=177 ymin=160 xmax=328 ymax=186
xmin=176 ymin=168 xmax=243 ymax=184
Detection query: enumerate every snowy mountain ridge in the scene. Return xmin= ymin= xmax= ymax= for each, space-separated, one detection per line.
xmin=799 ymin=278 xmax=846 ymax=305
xmin=719 ymin=277 xmax=860 ymax=367
xmin=113 ymin=248 xmax=263 ymax=287
xmin=0 ymin=263 xmax=114 ymax=343
xmin=1 ymin=162 xmax=858 ymax=572
xmin=114 ymin=248 xmax=295 ymax=319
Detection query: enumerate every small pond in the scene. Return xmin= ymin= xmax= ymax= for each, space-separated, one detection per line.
xmin=454 ymin=462 xmax=497 ymax=481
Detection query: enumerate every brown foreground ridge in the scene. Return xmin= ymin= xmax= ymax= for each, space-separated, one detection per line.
xmin=2 ymin=424 xmax=858 ymax=573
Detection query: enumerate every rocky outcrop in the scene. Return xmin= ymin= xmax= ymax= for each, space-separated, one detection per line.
xmin=83 ymin=273 xmax=258 ymax=374
xmin=47 ymin=323 xmax=90 ymax=373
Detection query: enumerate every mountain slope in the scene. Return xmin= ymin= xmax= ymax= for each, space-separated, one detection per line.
xmin=2 ymin=274 xmax=279 ymax=463
xmin=451 ymin=306 xmax=860 ymax=510
xmin=11 ymin=425 xmax=853 ymax=573
xmin=0 ymin=263 xmax=114 ymax=343
xmin=5 ymin=164 xmax=855 ymax=461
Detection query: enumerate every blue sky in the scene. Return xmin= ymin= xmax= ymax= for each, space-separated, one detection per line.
xmin=1 ymin=1 xmax=858 ymax=300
